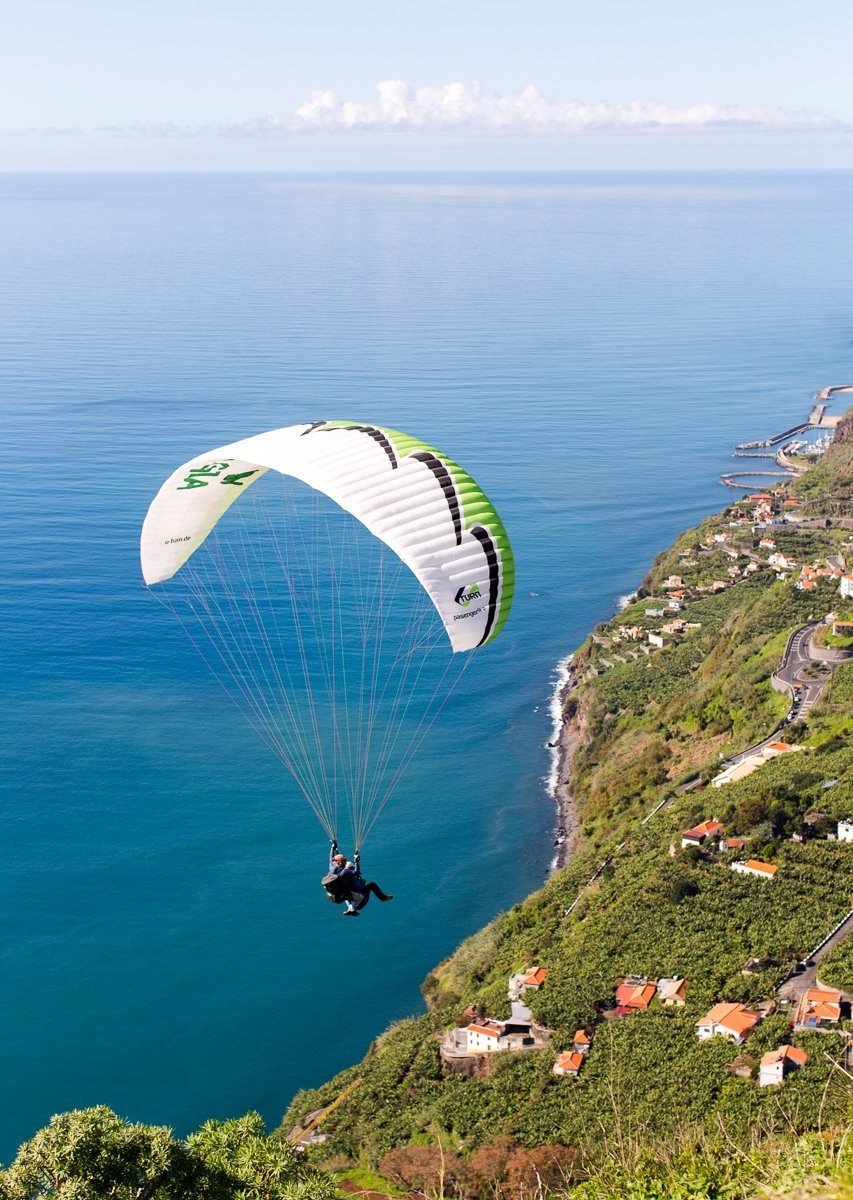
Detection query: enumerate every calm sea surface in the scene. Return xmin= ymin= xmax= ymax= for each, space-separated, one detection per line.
xmin=2 ymin=172 xmax=852 ymax=1156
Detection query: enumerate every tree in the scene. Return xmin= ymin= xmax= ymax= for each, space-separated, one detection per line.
xmin=504 ymin=1145 xmax=579 ymax=1198
xmin=2 ymin=1107 xmax=211 ymax=1200
xmin=467 ymin=1136 xmax=519 ymax=1198
xmin=379 ymin=1144 xmax=464 ymax=1196
xmin=1 ymin=1108 xmax=336 ymax=1200
xmin=187 ymin=1113 xmax=337 ymax=1200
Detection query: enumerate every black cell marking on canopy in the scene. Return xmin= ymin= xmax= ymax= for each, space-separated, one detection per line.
xmin=410 ymin=452 xmax=462 ymax=546
xmin=300 ymin=421 xmax=328 ymax=436
xmin=470 ymin=526 xmax=499 ymax=646
xmin=305 ymin=422 xmax=398 ymax=469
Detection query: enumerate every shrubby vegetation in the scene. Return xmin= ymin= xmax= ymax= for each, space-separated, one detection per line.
xmin=0 ymin=1107 xmax=336 ymax=1199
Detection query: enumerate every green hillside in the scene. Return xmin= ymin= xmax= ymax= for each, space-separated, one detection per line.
xmin=282 ymin=418 xmax=853 ymax=1196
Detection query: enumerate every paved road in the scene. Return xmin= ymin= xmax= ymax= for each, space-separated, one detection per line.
xmin=651 ymin=621 xmax=846 ymax=808
xmin=778 ymin=909 xmax=853 ymax=1006
xmin=728 ymin=622 xmax=837 ymax=766
xmin=773 ymin=622 xmax=833 ymax=721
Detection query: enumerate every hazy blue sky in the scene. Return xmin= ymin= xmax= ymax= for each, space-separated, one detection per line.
xmin=3 ymin=0 xmax=853 ymax=169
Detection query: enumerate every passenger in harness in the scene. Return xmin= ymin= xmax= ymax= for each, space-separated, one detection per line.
xmin=322 ymin=842 xmax=393 ymax=916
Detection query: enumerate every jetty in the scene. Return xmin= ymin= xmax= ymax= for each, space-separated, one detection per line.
xmin=734 ymin=385 xmax=850 ymax=452
xmin=721 ymin=470 xmax=794 ymax=490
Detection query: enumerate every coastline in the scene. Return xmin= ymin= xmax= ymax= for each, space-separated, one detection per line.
xmin=547 ymin=591 xmax=634 ymax=872
xmin=547 ymin=653 xmax=581 ymax=872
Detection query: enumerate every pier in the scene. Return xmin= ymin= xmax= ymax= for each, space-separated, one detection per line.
xmin=733 ymin=384 xmax=850 ymax=451
xmin=735 ymin=422 xmax=812 ymax=451
xmin=814 ymin=384 xmax=853 ymax=403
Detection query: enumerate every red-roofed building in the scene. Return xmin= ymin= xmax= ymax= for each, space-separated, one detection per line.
xmin=696 ymin=1003 xmax=761 ymax=1044
xmin=759 ymin=1045 xmax=808 ymax=1086
xmin=614 ymin=981 xmax=657 ymax=1014
xmin=799 ymin=988 xmax=842 ymax=1028
xmin=553 ymin=1051 xmax=584 ymax=1076
xmin=521 ymin=967 xmax=549 ymax=989
xmin=573 ymin=1030 xmax=592 ymax=1054
xmin=720 ymin=836 xmax=745 ymax=852
xmin=731 ymin=859 xmax=778 ymax=880
xmin=681 ymin=819 xmax=723 ymax=848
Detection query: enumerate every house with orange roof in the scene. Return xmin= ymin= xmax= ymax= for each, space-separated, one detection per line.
xmin=553 ymin=1051 xmax=584 ymax=1076
xmin=759 ymin=1045 xmax=808 ymax=1087
xmin=465 ymin=1021 xmax=509 ymax=1052
xmin=731 ymin=859 xmax=778 ymax=880
xmin=798 ymin=988 xmax=842 ymax=1028
xmin=509 ymin=966 xmax=549 ymax=1000
xmin=572 ymin=1030 xmax=592 ymax=1054
xmin=696 ymin=1003 xmax=761 ymax=1044
xmin=657 ymin=977 xmax=687 ymax=1007
xmin=614 ymin=980 xmax=657 ymax=1014
xmin=464 ymin=1018 xmax=536 ymax=1053
xmin=719 ymin=836 xmax=745 ymax=852
xmin=681 ymin=819 xmax=723 ymax=848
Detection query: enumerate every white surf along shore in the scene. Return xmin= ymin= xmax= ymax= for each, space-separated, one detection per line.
xmin=546 ymin=651 xmax=580 ymax=872
xmin=546 ymin=592 xmax=636 ymax=872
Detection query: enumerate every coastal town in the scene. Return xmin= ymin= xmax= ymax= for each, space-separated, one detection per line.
xmin=436 ymin=941 xmax=850 ymax=1087
xmin=582 ymin=485 xmax=853 ymax=688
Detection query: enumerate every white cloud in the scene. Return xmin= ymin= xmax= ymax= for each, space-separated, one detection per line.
xmin=20 ymin=82 xmax=847 ymax=139
xmin=0 ymin=125 xmax=83 ymax=138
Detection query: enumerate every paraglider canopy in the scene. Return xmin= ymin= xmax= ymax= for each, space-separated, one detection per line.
xmin=141 ymin=420 xmax=514 ymax=846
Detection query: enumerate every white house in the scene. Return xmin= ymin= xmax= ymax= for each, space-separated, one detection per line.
xmin=465 ymin=1022 xmax=510 ymax=1052
xmin=696 ymin=1003 xmax=760 ymax=1044
xmin=838 ymin=819 xmax=853 ymax=843
xmin=553 ymin=1051 xmax=584 ymax=1076
xmin=648 ymin=632 xmax=673 ymax=649
xmin=681 ymin=820 xmax=723 ymax=848
xmin=759 ymin=1046 xmax=808 ymax=1087
xmin=465 ymin=1020 xmax=534 ymax=1053
xmin=731 ymin=859 xmax=778 ymax=880
xmin=840 ymin=575 xmax=853 ymax=600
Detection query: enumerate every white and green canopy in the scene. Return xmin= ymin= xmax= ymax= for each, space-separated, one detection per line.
xmin=142 ymin=420 xmax=514 ymax=652
xmin=141 ymin=421 xmax=514 ymax=847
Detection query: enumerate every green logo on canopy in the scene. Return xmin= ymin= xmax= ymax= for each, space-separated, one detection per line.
xmin=454 ymin=584 xmax=482 ymax=608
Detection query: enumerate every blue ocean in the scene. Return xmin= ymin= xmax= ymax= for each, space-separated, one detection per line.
xmin=2 ymin=171 xmax=853 ymax=1157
